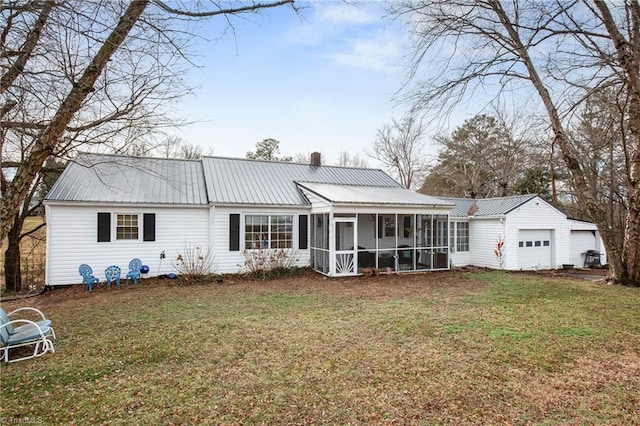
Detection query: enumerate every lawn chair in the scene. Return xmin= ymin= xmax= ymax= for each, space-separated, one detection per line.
xmin=105 ymin=265 xmax=121 ymax=287
xmin=126 ymin=258 xmax=142 ymax=285
xmin=79 ymin=264 xmax=100 ymax=292
xmin=0 ymin=306 xmax=56 ymax=363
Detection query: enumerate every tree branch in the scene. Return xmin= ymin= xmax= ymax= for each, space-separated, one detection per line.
xmin=152 ymin=0 xmax=295 ymax=17
xmin=0 ymin=0 xmax=54 ymax=94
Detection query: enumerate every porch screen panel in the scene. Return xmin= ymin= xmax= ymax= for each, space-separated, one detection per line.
xmin=314 ymin=213 xmax=328 ymax=250
xmin=435 ymin=215 xmax=448 ymax=247
xmin=379 ymin=214 xmax=396 ymax=249
xmin=398 ymin=214 xmax=415 ymax=247
xmin=357 ymin=214 xmax=376 ymax=250
xmin=310 ymin=214 xmax=330 ymax=274
xmin=433 ymin=215 xmax=449 ymax=269
xmin=416 ymin=215 xmax=432 ymax=248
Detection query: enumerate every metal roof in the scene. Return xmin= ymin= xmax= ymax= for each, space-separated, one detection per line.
xmin=298 ymin=182 xmax=453 ymax=207
xmin=45 ymin=153 xmax=208 ymax=205
xmin=202 ymin=156 xmax=401 ymax=206
xmin=437 ymin=194 xmax=538 ymax=217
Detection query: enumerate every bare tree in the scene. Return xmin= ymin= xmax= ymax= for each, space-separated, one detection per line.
xmin=392 ymin=0 xmax=640 ymax=285
xmin=563 ymin=88 xmax=628 ymax=253
xmin=371 ymin=114 xmax=428 ymax=189
xmin=337 ymin=150 xmax=369 ymax=168
xmin=292 ymin=151 xmax=313 ymax=163
xmin=0 ymin=0 xmax=296 ymax=290
xmin=154 ymin=136 xmax=212 ymax=159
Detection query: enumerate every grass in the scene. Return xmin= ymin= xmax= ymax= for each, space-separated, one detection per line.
xmin=1 ymin=270 xmax=639 ymax=424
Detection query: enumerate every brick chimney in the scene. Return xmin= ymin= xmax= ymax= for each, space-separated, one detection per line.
xmin=310 ymin=152 xmax=321 ymax=166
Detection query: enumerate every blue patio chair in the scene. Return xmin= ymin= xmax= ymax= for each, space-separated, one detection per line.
xmin=126 ymin=258 xmax=142 ymax=285
xmin=79 ymin=264 xmax=100 ymax=292
xmin=105 ymin=265 xmax=122 ymax=287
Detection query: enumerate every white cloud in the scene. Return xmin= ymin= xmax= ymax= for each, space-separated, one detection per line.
xmin=284 ymin=2 xmax=405 ymax=74
xmin=330 ymin=29 xmax=403 ymax=74
xmin=316 ymin=2 xmax=378 ymax=25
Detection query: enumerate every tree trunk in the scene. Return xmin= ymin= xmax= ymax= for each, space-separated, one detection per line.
xmin=593 ymin=1 xmax=640 ymax=286
xmin=0 ymin=0 xmax=150 ymax=241
xmin=489 ymin=0 xmax=639 ymax=285
xmin=4 ymin=215 xmax=23 ymax=292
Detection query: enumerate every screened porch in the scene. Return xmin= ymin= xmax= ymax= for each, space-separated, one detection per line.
xmin=309 ymin=212 xmax=450 ymax=276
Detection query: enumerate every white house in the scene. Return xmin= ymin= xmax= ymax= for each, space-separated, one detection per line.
xmin=440 ymin=195 xmax=607 ymax=270
xmin=44 ymin=153 xmax=454 ymax=285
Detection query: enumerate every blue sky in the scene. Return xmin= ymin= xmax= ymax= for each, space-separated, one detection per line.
xmin=169 ymin=1 xmax=472 ymax=166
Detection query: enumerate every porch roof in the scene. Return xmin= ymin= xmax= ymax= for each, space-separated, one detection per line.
xmin=296 ymin=182 xmax=454 ymax=208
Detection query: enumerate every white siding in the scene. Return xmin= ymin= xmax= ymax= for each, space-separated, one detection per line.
xmin=297 ymin=188 xmax=331 ymax=213
xmin=211 ymin=206 xmax=311 ymax=274
xmin=46 ymin=205 xmax=210 ymax=285
xmin=450 ymin=251 xmax=471 ymax=267
xmin=469 ymin=219 xmax=505 ymax=268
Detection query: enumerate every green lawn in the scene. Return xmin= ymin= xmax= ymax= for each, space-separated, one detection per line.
xmin=1 ymin=271 xmax=639 ymax=424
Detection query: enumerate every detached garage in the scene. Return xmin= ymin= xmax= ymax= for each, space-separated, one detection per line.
xmin=441 ymin=195 xmax=607 ymax=270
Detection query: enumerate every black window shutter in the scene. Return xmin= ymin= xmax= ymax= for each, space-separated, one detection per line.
xmin=229 ymin=214 xmax=240 ymax=251
xmin=377 ymin=215 xmax=382 ymax=239
xmin=298 ymin=215 xmax=308 ymax=250
xmin=143 ymin=213 xmax=156 ymax=241
xmin=97 ymin=213 xmax=110 ymax=242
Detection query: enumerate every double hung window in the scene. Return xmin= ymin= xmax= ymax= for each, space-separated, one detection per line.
xmin=245 ymin=215 xmax=293 ymax=249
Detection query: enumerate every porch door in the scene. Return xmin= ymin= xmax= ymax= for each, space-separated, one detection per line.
xmin=333 ymin=218 xmax=357 ymax=276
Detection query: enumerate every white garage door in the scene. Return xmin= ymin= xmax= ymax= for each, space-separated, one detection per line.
xmin=570 ymin=230 xmax=597 ymax=268
xmin=518 ymin=230 xmax=552 ymax=270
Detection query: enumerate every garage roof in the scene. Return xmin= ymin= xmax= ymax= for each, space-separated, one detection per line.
xmin=438 ymin=195 xmax=538 ymax=217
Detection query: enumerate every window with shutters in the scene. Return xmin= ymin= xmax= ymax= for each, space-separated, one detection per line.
xmin=116 ymin=214 xmax=139 ymax=240
xmin=98 ymin=213 xmax=155 ymax=242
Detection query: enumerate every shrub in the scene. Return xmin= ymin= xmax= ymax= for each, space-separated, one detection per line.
xmin=174 ymin=244 xmax=217 ymax=283
xmin=240 ymin=248 xmax=301 ymax=280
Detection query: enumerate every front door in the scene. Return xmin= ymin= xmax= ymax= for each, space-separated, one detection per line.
xmin=333 ymin=218 xmax=357 ymax=276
